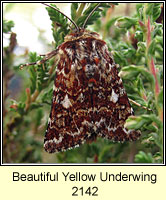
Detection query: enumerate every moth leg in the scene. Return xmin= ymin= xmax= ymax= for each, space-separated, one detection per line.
xmin=129 ymin=98 xmax=152 ymax=111
xmin=20 ymin=49 xmax=58 ymax=69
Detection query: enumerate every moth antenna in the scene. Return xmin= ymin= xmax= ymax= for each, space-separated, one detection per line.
xmin=82 ymin=3 xmax=101 ymax=29
xmin=42 ymin=3 xmax=79 ymax=31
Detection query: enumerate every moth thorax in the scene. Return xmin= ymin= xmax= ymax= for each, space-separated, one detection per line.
xmin=84 ymin=64 xmax=96 ymax=78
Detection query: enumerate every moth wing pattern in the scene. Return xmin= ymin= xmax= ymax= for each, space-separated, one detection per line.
xmin=90 ymin=39 xmax=141 ymax=142
xmin=44 ymin=30 xmax=141 ymax=153
xmin=44 ymin=37 xmax=96 ymax=153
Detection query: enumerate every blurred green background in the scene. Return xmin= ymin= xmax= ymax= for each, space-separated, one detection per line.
xmin=3 ymin=3 xmax=163 ymax=163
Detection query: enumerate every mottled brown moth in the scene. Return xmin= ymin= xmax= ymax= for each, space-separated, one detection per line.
xmin=22 ymin=3 xmax=141 ymax=153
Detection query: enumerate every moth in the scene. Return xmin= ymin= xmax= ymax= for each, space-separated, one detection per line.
xmin=22 ymin=3 xmax=141 ymax=153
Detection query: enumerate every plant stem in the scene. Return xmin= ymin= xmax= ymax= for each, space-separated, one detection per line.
xmin=103 ymin=6 xmax=113 ymax=40
xmin=143 ymin=5 xmax=162 ymax=120
xmin=31 ymin=89 xmax=40 ymax=102
xmin=143 ymin=4 xmax=163 ymax=158
xmin=25 ymin=89 xmax=39 ymax=112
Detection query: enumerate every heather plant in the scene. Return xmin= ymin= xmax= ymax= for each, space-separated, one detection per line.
xmin=3 ymin=3 xmax=163 ymax=163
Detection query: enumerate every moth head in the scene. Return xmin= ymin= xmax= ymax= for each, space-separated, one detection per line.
xmin=64 ymin=29 xmax=100 ymax=42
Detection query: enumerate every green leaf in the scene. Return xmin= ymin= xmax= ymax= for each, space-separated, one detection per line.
xmin=76 ymin=3 xmax=111 ymax=28
xmin=122 ymin=65 xmax=155 ymax=87
xmin=153 ymin=23 xmax=163 ymax=37
xmin=134 ymin=151 xmax=154 ymax=163
xmin=126 ymin=114 xmax=162 ymax=130
xmin=137 ymin=42 xmax=146 ymax=54
xmin=71 ymin=3 xmax=79 ymax=21
xmin=28 ymin=103 xmax=43 ymax=112
xmin=157 ymin=88 xmax=163 ymax=108
xmin=10 ymin=100 xmax=25 ymax=115
xmin=148 ymin=39 xmax=156 ymax=56
xmin=136 ymin=4 xmax=144 ymax=21
xmin=112 ymin=51 xmax=128 ymax=66
xmin=41 ymin=87 xmax=53 ymax=105
xmin=135 ymin=30 xmax=143 ymax=41
xmin=3 ymin=19 xmax=14 ymax=33
xmin=35 ymin=109 xmax=44 ymax=127
xmin=105 ymin=17 xmax=119 ymax=31
xmin=98 ymin=146 xmax=112 ymax=163
xmin=27 ymin=52 xmax=38 ymax=93
xmin=45 ymin=4 xmax=70 ymax=46
xmin=46 ymin=4 xmax=68 ymax=27
xmin=116 ymin=17 xmax=138 ymax=29
xmin=146 ymin=3 xmax=162 ymax=22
